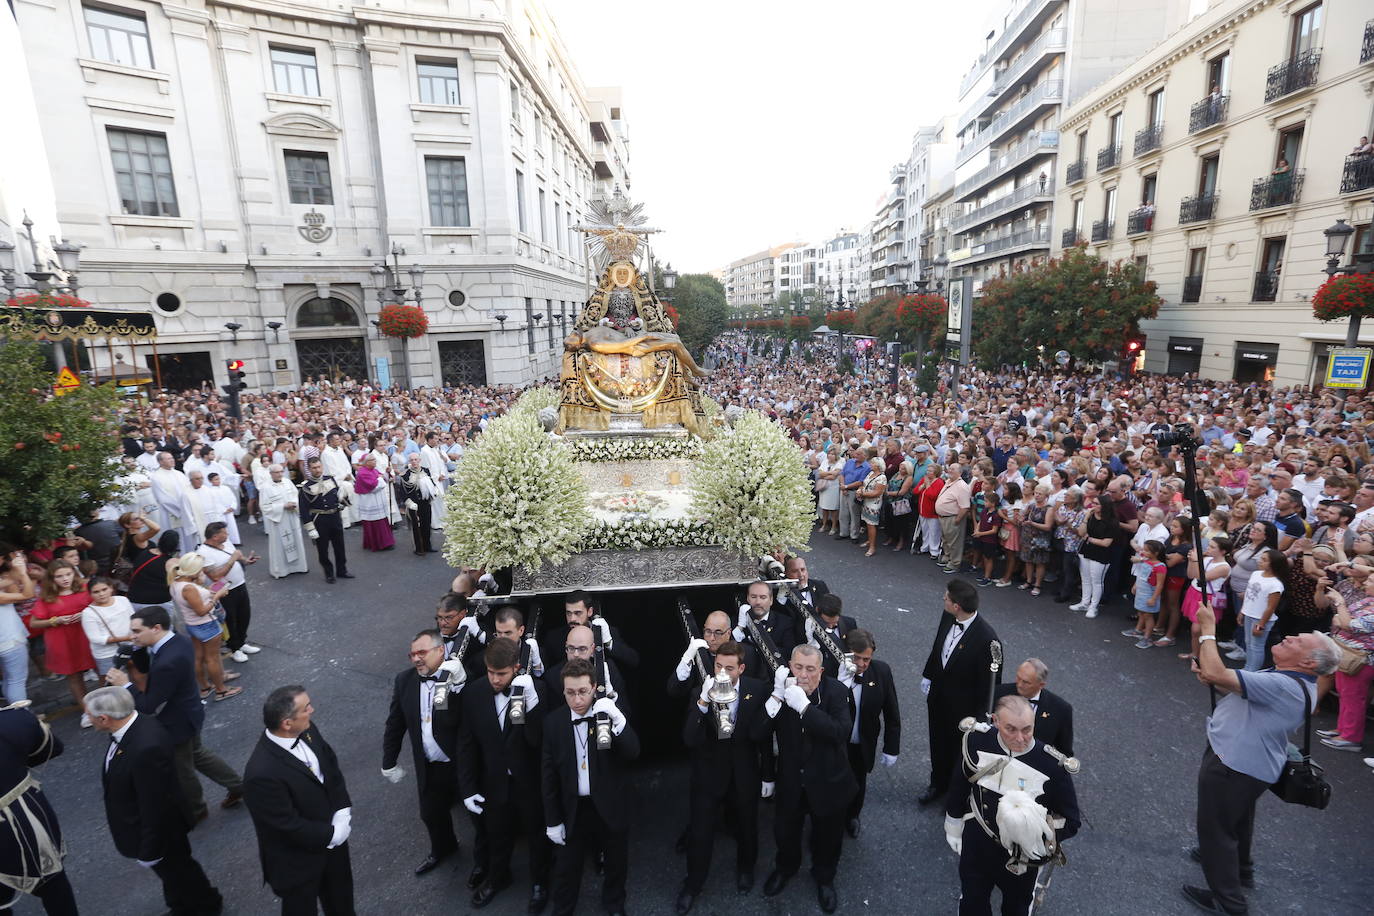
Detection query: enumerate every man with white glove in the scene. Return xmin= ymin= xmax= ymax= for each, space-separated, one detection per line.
xmin=455 ymin=636 xmax=552 ymax=911
xmin=676 ymin=637 xmax=709 ymax=683
xmin=546 ymin=591 xmax=640 ymax=670
xmin=731 ymin=582 xmax=801 ymax=680
xmin=434 ymin=592 xmax=483 ymax=674
xmin=760 ymin=645 xmax=856 ymax=915
xmin=944 ymin=814 xmax=964 ymax=855
xmin=541 ymin=659 xmax=640 ymax=916
xmin=492 ymin=606 xmax=545 ymax=677
xmin=381 ymin=630 xmax=464 ymax=877
xmin=837 ymin=629 xmax=902 ymax=841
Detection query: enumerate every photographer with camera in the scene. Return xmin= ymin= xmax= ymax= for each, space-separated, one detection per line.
xmin=1183 ymin=603 xmax=1339 ymax=915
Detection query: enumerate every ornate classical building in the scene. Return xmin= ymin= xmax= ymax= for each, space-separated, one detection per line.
xmin=9 ymin=0 xmax=630 ymax=390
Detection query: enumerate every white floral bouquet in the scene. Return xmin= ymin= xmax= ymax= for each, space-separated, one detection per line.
xmin=442 ymin=409 xmax=589 ymax=571
xmin=512 ymin=385 xmax=561 ymax=417
xmin=688 ymin=409 xmax=814 ymax=559
xmin=568 ymin=436 xmax=704 ymax=463
xmin=581 ymin=516 xmax=717 ymax=551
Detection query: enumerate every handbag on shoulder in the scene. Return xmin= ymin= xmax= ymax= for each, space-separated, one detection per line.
xmin=1267 ymin=675 xmax=1330 ymax=810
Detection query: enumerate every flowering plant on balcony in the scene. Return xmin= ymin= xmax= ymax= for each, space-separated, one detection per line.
xmin=4 ymin=292 xmax=91 ymax=309
xmin=377 ymin=303 xmax=428 ymax=338
xmin=1312 ymin=275 xmax=1374 ymax=322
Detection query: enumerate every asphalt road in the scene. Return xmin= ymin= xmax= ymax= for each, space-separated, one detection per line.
xmin=14 ymin=523 xmax=1372 ymax=915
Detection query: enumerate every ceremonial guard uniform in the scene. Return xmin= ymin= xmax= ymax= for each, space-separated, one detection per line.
xmin=0 ymin=706 xmax=76 ymax=914
xmin=299 ymin=472 xmax=351 ymax=583
xmin=945 ymin=721 xmax=1080 ymax=916
xmin=396 ymin=461 xmax=438 ymax=556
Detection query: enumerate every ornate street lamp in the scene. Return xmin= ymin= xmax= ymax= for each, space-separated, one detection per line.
xmin=1320 ymin=216 xmax=1374 ymax=398
xmin=0 ymin=213 xmax=83 ymax=296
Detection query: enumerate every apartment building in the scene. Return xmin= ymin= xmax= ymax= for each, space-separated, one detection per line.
xmin=948 ymin=0 xmax=1193 ymax=293
xmin=9 ymin=0 xmax=626 ymax=389
xmin=817 ymin=229 xmax=872 ymax=306
xmin=905 ymin=122 xmax=957 ymax=285
xmin=723 ymin=242 xmax=802 ymax=309
xmin=870 ymin=163 xmax=907 ymax=294
xmin=1053 ymin=0 xmax=1373 ymax=386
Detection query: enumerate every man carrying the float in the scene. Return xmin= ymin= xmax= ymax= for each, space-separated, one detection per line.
xmin=945 ymin=695 xmax=1080 ymax=916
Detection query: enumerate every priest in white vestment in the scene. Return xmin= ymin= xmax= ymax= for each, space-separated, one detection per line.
xmin=206 ymin=472 xmax=241 ymax=544
xmin=259 ymin=465 xmax=309 ymax=578
xmin=321 ymin=435 xmax=357 ymax=528
xmin=149 ymin=452 xmax=204 ymax=548
xmin=418 ymin=434 xmax=449 ymax=529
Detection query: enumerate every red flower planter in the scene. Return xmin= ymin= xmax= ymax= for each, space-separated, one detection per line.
xmin=1312 ymin=275 xmax=1374 ymax=322
xmin=377 ymin=303 xmax=429 ymax=338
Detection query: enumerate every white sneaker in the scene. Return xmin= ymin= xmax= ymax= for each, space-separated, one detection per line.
xmin=1363 ymin=757 xmax=1374 ymax=770
xmin=1068 ymin=603 xmax=1086 ymax=612
xmin=79 ymin=713 xmax=93 ymax=729
xmin=1085 ymin=608 xmax=1099 ymax=619
xmin=1217 ymin=641 xmax=1238 ymax=651
xmin=240 ymin=644 xmax=262 ymax=655
xmin=1225 ymin=648 xmax=1247 ymax=661
xmin=230 ymin=650 xmax=249 ymax=663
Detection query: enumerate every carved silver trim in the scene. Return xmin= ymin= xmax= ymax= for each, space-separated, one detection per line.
xmin=509 ymin=547 xmax=756 ymax=594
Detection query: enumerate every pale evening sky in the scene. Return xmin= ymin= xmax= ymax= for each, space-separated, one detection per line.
xmin=548 ymin=0 xmax=1001 ymax=275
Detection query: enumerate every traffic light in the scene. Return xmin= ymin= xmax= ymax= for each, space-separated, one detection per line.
xmin=1121 ymin=336 xmax=1145 ymax=375
xmin=223 ymin=359 xmax=247 ymax=419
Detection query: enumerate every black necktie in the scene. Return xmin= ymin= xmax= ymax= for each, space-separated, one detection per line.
xmin=572 ymin=716 xmax=595 ymax=726
xmin=498 ymin=688 xmax=511 ymax=697
xmin=420 ymin=674 xmax=440 ymax=682
xmin=291 ymin=736 xmax=306 ymax=748
xmin=108 ymin=735 xmax=118 ymax=746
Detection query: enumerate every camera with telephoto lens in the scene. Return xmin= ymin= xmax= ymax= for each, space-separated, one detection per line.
xmin=112 ymin=644 xmax=136 ymax=671
xmin=1154 ymin=424 xmax=1202 ymax=453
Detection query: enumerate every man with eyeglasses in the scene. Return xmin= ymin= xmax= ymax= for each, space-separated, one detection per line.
xmin=668 ymin=610 xmax=757 ymax=699
xmin=435 ymin=592 xmax=486 ymax=680
xmin=546 ymin=625 xmax=631 ymax=718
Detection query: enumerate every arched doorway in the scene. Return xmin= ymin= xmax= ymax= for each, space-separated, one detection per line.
xmin=293 ymin=297 xmax=368 ymax=384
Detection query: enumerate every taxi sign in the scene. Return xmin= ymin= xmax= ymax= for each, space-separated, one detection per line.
xmin=53 ymin=367 xmax=81 ymax=396
xmin=1325 ymin=347 xmax=1372 ymax=390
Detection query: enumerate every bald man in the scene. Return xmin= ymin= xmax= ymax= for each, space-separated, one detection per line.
xmin=668 ymin=611 xmax=758 ymax=699
xmin=546 ymin=625 xmax=631 ymax=718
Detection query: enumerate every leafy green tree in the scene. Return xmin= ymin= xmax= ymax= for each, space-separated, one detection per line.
xmin=0 ymin=341 xmax=124 ymax=546
xmin=971 ymin=246 xmax=1162 ymax=369
xmin=668 ymin=273 xmax=730 ymax=356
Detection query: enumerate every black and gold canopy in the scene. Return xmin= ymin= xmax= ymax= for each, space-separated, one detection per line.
xmin=0 ymin=306 xmax=157 ymax=342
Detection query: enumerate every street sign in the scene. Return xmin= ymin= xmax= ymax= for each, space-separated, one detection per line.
xmin=53 ymin=366 xmax=81 ymax=396
xmin=1325 ymin=347 xmax=1372 ymax=390
xmin=375 ymin=356 xmax=391 ymax=389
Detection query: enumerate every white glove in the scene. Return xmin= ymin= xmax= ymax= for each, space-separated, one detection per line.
xmin=380 ymin=765 xmax=405 ymax=784
xmin=772 ymin=665 xmax=791 ymax=699
xmin=804 ymin=615 xmax=818 ymax=646
xmin=732 ymin=625 xmax=747 ymax=643
xmin=760 ymin=781 xmax=775 ymax=799
xmin=592 ymin=617 xmax=613 ymax=649
xmin=546 ymin=824 xmax=566 ymax=846
xmin=676 ymin=638 xmax=708 ymax=681
xmin=838 ymin=661 xmax=857 ymax=688
xmin=512 ymin=674 xmax=539 ymax=712
xmin=438 ymin=657 xmax=468 ymax=685
xmin=697 ymin=677 xmax=714 ymax=712
xmin=525 ymin=637 xmax=544 ymax=676
xmin=328 ymin=808 xmax=352 ymax=848
xmin=458 ymin=616 xmax=483 ymax=642
xmin=305 ymin=523 xmax=320 ymax=541
xmin=405 ymin=499 xmax=418 ymax=511
xmin=463 ymin=794 xmax=485 ymax=815
xmin=944 ymin=815 xmax=964 ymax=856
xmin=764 ymin=696 xmax=782 ymax=718
xmin=137 ymin=858 xmax=162 ymax=868
xmin=920 ymin=677 xmax=932 ymax=697
xmin=591 ymin=697 xmax=627 ymax=735
xmin=881 ymin=753 xmax=899 ymax=767
xmin=737 ymin=604 xmax=752 ymax=630
xmin=784 ymin=684 xmax=810 ymax=714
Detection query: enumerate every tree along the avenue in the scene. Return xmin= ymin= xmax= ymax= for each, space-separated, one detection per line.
xmin=971 ymin=246 xmax=1162 ymax=369
xmin=666 ymin=273 xmax=730 ymax=356
xmin=0 ymin=341 xmax=125 ymax=547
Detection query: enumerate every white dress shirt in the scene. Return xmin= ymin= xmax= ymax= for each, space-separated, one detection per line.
xmin=265 ymin=729 xmax=323 ymax=782
xmin=941 ymin=612 xmax=977 ymax=667
xmin=419 ymin=678 xmax=451 ymax=763
xmin=850 ymin=683 xmax=863 ymax=744
xmin=573 ymin=716 xmax=592 ymax=797
xmin=106 ymin=711 xmax=139 ymax=771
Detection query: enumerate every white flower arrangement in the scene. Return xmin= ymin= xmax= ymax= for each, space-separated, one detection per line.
xmin=580 ymin=516 xmax=718 ymax=552
xmin=567 ymin=436 xmax=704 ymax=463
xmin=688 ymin=409 xmax=814 ymax=559
xmin=442 ymin=409 xmax=589 ymax=572
xmin=512 ymin=385 xmax=561 ymax=417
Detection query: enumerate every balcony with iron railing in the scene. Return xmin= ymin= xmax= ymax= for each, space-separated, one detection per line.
xmin=1065 ymin=159 xmax=1085 ymax=184
xmin=1126 ymin=207 xmax=1155 ymax=236
xmin=1182 ymin=275 xmax=1202 ymax=304
xmin=1178 ymin=192 xmax=1218 ymax=224
xmin=1090 ymin=219 xmax=1113 ymax=242
xmin=1061 ymin=228 xmax=1083 ymax=248
xmin=1249 ymin=170 xmax=1304 ymax=210
xmin=1189 ymin=94 xmax=1228 ymax=133
xmin=1252 ymin=271 xmax=1279 ymax=302
xmin=953 ymin=130 xmax=1059 ymax=201
xmin=956 ymin=0 xmax=1062 ymax=99
xmin=959 ymin=225 xmax=1053 ymax=265
xmin=1134 ymin=123 xmax=1164 ymax=156
xmin=950 ymin=179 xmax=1055 ymax=234
xmin=956 ymin=80 xmax=1065 ymax=167
xmin=1363 ymin=20 xmax=1374 ymax=64
xmin=1264 ymin=49 xmax=1321 ymax=103
xmin=961 ymin=28 xmax=1068 ymax=129
xmin=1097 ymin=144 xmax=1122 ymax=172
xmin=1341 ymin=154 xmax=1374 ymax=194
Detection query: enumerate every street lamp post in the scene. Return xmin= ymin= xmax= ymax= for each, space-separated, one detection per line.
xmin=1322 ymin=216 xmax=1374 ymax=399
xmin=372 ymin=243 xmax=425 ymax=388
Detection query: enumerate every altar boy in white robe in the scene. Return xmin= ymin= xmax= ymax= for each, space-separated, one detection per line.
xmin=206 ymin=473 xmax=241 ymax=544
xmin=259 ymin=464 xmax=310 ymax=578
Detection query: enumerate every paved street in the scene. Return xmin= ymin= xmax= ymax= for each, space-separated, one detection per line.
xmin=15 ymin=524 xmax=1372 ymax=916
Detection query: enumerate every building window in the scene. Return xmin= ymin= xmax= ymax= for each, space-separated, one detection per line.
xmin=1290 ymin=3 xmax=1322 ymax=57
xmin=284 ymin=151 xmax=333 ymax=205
xmin=424 ymin=157 xmax=470 ymax=226
xmin=1147 ymin=88 xmax=1165 ymax=127
xmin=84 ymin=5 xmax=153 ymax=69
xmin=553 ymin=202 xmax=562 ymax=251
xmin=510 ymin=83 xmax=521 ymax=123
xmin=107 ymin=127 xmax=179 ymax=217
xmin=538 ymin=187 xmax=547 ymax=243
xmin=417 ymin=60 xmax=459 ymax=105
xmin=1276 ymin=123 xmax=1304 ymax=169
xmin=1207 ymin=53 xmax=1230 ymax=93
xmin=515 ymin=168 xmax=528 ymax=233
xmin=271 ymin=46 xmax=320 ymax=97
xmin=1198 ymin=154 xmax=1220 ymax=196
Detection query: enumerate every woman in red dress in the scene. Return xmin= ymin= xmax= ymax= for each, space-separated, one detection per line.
xmin=30 ymin=561 xmax=96 ymax=727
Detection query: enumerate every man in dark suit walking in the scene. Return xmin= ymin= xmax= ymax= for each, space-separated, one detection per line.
xmin=543 ymin=591 xmax=640 ymax=671
xmin=841 ymin=629 xmax=901 ymax=839
xmin=546 ymin=625 xmax=632 ymax=718
xmin=732 ymin=581 xmax=801 ymax=680
xmin=918 ymin=580 xmax=1001 ymax=806
xmin=85 ymin=686 xmax=222 ymax=916
xmin=675 ymin=641 xmax=770 ymax=914
xmin=243 ymin=686 xmax=355 ymax=916
xmin=994 ymin=657 xmax=1074 ymax=756
xmin=806 ymin=594 xmax=858 ymax=680
xmin=380 ymin=630 xmax=464 ymax=877
xmin=542 ymin=658 xmax=639 ymax=916
xmin=778 ymin=556 xmax=829 ymax=611
xmin=762 ymin=645 xmax=856 ymax=915
xmin=457 ymin=636 xmax=551 ymax=913
xmin=103 ymin=605 xmax=243 ymax=822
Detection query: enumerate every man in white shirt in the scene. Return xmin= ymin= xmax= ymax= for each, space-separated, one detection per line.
xmin=196 ymin=522 xmax=260 ymax=663
xmin=1293 ymin=457 xmax=1326 ymax=510
xmin=320 ymin=433 xmax=358 ymax=529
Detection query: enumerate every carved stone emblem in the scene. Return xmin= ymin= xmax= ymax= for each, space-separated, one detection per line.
xmin=298 ymin=209 xmax=333 ymax=243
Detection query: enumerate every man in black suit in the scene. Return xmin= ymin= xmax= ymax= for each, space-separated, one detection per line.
xmin=543 ymin=590 xmax=640 ymax=670
xmin=542 ymin=658 xmax=639 ymax=916
xmin=675 ymin=641 xmax=769 ymax=915
xmin=243 ymin=686 xmax=355 ymax=916
xmin=777 ymin=555 xmax=829 ymax=611
xmin=842 ymin=629 xmax=901 ymax=839
xmin=104 ymin=605 xmax=243 ymax=822
xmin=762 ymin=645 xmax=856 ymax=915
xmin=85 ymin=686 xmax=222 ymax=916
xmin=546 ymin=625 xmax=631 ymax=718
xmin=732 ymin=581 xmax=800 ymax=679
xmin=917 ymin=579 xmax=1001 ymax=807
xmin=806 ymin=594 xmax=858 ymax=680
xmin=435 ymin=592 xmax=487 ymax=676
xmin=380 ymin=630 xmax=464 ymax=877
xmin=994 ymin=657 xmax=1074 ymax=756
xmin=457 ymin=637 xmax=551 ymax=913
xmin=667 ymin=610 xmax=758 ymax=699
